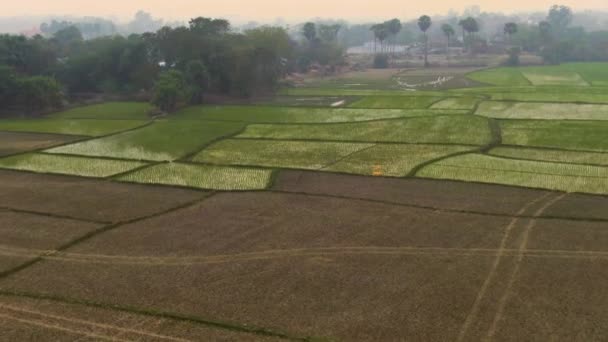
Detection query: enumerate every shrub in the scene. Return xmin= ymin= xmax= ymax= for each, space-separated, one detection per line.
xmin=373 ymin=54 xmax=389 ymax=69
xmin=504 ymin=47 xmax=521 ymax=66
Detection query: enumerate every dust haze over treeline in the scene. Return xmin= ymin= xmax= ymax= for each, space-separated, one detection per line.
xmin=1 ymin=5 xmax=608 ymax=116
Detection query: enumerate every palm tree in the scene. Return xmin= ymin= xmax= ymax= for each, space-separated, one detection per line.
xmin=504 ymin=22 xmax=518 ymax=45
xmin=459 ymin=17 xmax=479 ymax=52
xmin=386 ymin=19 xmax=402 ymax=55
xmin=418 ymin=15 xmax=432 ymax=67
xmin=441 ymin=24 xmax=455 ymax=66
xmin=458 ymin=19 xmax=466 ymax=43
xmin=371 ymin=23 xmax=389 ymax=53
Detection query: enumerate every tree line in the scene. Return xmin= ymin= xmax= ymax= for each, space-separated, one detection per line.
xmin=365 ymin=5 xmax=608 ymax=68
xmin=0 ymin=17 xmax=346 ymax=115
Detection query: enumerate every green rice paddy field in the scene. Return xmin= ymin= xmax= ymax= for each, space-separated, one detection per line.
xmin=2 ymin=62 xmax=608 ymax=193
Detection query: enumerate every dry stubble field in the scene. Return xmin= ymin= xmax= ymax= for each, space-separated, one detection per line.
xmin=0 ymin=168 xmax=607 ymax=341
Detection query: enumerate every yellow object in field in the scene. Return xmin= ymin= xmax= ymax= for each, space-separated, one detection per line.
xmin=372 ymin=165 xmax=383 ymax=176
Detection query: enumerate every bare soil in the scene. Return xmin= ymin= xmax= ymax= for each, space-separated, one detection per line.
xmin=0 ymin=295 xmax=282 ymax=341
xmin=0 ymin=170 xmax=607 ymax=340
xmin=0 ymin=131 xmax=83 ymax=156
xmin=0 ymin=170 xmax=208 ymax=223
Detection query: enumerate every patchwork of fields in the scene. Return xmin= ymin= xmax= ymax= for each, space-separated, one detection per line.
xmin=1 ymin=64 xmax=608 ymax=193
xmin=2 ymin=63 xmax=608 ymax=341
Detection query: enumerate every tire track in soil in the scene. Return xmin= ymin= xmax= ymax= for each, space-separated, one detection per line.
xmin=0 ymin=312 xmax=131 ymax=342
xmin=0 ymin=303 xmax=192 ymax=342
xmin=483 ymin=193 xmax=568 ymax=341
xmin=2 ymin=243 xmax=607 ymax=267
xmin=456 ymin=192 xmax=553 ymax=342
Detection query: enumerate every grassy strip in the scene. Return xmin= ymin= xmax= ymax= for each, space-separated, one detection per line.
xmin=47 ymin=121 xmax=245 ymax=161
xmin=0 ymin=119 xmax=148 ymax=137
xmin=477 ymin=101 xmax=608 ymax=121
xmin=173 ymin=105 xmax=467 ymax=123
xmin=51 ymin=102 xmax=153 ymax=120
xmin=195 ymin=139 xmax=375 ymax=170
xmin=489 ymin=147 xmax=608 ymax=167
xmin=281 ymin=88 xmax=455 ymax=97
xmin=322 ymin=144 xmax=475 ymax=177
xmin=500 ymin=119 xmax=608 ymax=152
xmin=236 ymin=115 xmax=491 ymax=146
xmin=118 ymin=163 xmax=273 ymax=191
xmin=467 ymin=67 xmax=531 ymax=86
xmin=430 ymin=97 xmax=480 ymax=110
xmin=347 ymin=96 xmax=444 ymax=109
xmin=0 ymin=290 xmax=314 ymax=341
xmin=419 ymin=154 xmax=608 ymax=194
xmin=0 ymin=153 xmax=148 ymax=178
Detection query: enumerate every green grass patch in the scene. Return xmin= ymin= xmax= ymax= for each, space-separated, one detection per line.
xmin=487 ymin=91 xmax=608 ymax=104
xmin=194 ymin=139 xmax=373 ymax=170
xmin=52 ymin=102 xmax=153 ymax=120
xmin=282 ymin=88 xmax=451 ymax=97
xmin=47 ymin=120 xmax=244 ymax=161
xmin=556 ymin=62 xmax=608 ymax=86
xmin=0 ymin=153 xmax=146 ymax=177
xmin=453 ymin=86 xmax=608 ymax=103
xmin=467 ymin=68 xmax=531 ymax=86
xmin=521 ymin=70 xmax=589 ymax=86
xmin=419 ymin=153 xmax=608 ymax=194
xmin=173 ymin=105 xmax=466 ymax=123
xmin=237 ymin=116 xmax=492 ymax=146
xmin=476 ymin=101 xmax=608 ymax=120
xmin=467 ymin=63 xmax=608 ymax=87
xmin=325 ymin=144 xmax=474 ymax=176
xmin=118 ymin=163 xmax=272 ymax=190
xmin=430 ymin=97 xmax=479 ymax=110
xmin=500 ymin=120 xmax=608 ymax=152
xmin=489 ymin=147 xmax=608 ymax=166
xmin=0 ymin=119 xmax=147 ymax=136
xmin=348 ymin=96 xmax=443 ymax=109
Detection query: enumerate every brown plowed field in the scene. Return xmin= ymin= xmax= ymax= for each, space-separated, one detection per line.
xmin=0 ymin=131 xmax=83 ymax=156
xmin=0 ymin=170 xmax=208 ymax=223
xmin=0 ymin=170 xmax=607 ymax=341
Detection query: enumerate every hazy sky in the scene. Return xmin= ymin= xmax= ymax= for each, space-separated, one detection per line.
xmin=5 ymin=0 xmax=608 ymax=21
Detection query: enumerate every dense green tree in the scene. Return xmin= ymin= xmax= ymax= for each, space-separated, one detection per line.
xmin=189 ymin=17 xmax=230 ymax=35
xmin=418 ymin=15 xmax=432 ymax=67
xmin=17 ymin=76 xmax=63 ymax=113
xmin=185 ymin=60 xmax=209 ymax=104
xmin=0 ymin=65 xmax=17 ymax=107
xmin=152 ymin=70 xmax=186 ymax=112
xmin=53 ymin=26 xmax=84 ymax=56
xmin=318 ymin=24 xmax=341 ymax=43
xmin=548 ymin=5 xmax=573 ymax=35
xmin=302 ymin=23 xmax=317 ymax=42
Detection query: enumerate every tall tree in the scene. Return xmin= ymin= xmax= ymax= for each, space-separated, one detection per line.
xmin=460 ymin=17 xmax=479 ymax=52
xmin=318 ymin=24 xmax=341 ymax=43
xmin=547 ymin=5 xmax=573 ymax=35
xmin=418 ymin=15 xmax=432 ymax=67
xmin=504 ymin=22 xmax=518 ymax=45
xmin=370 ymin=23 xmax=389 ymax=53
xmin=152 ymin=70 xmax=186 ymax=113
xmin=302 ymin=22 xmax=317 ymax=43
xmin=441 ymin=24 xmax=455 ymax=65
xmin=386 ymin=19 xmax=402 ymax=55
xmin=185 ymin=60 xmax=209 ymax=104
